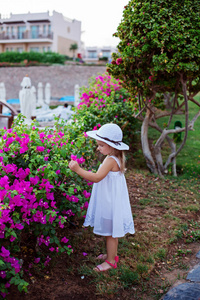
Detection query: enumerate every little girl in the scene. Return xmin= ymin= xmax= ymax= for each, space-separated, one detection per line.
xmin=69 ymin=123 xmax=135 ymax=272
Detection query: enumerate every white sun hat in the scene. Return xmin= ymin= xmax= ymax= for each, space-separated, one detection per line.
xmin=86 ymin=123 xmax=129 ymax=150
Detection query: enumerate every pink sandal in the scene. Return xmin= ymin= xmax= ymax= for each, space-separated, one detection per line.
xmin=95 ymin=256 xmax=119 ymax=272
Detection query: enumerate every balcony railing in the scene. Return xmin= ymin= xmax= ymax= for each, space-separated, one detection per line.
xmin=0 ymin=31 xmax=53 ymax=40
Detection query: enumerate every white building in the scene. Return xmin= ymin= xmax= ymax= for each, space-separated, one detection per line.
xmin=0 ymin=11 xmax=82 ymax=57
xmin=84 ymin=46 xmax=117 ymax=63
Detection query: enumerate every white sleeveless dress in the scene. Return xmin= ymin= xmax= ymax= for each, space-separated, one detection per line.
xmin=83 ymin=156 xmax=135 ymax=238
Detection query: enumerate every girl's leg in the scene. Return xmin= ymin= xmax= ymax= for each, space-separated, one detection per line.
xmin=106 ymin=236 xmax=118 ymax=263
xmin=94 ymin=236 xmax=118 ymax=271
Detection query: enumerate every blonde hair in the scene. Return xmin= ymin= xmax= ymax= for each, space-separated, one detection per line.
xmin=112 ymin=149 xmax=126 ymax=173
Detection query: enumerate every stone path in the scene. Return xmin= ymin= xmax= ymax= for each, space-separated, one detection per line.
xmin=162 ymin=250 xmax=200 ymax=300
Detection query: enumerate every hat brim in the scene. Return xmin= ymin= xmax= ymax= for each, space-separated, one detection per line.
xmin=86 ymin=130 xmax=129 ymax=150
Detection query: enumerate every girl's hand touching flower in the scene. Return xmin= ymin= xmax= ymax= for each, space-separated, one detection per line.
xmin=69 ymin=160 xmax=80 ymax=173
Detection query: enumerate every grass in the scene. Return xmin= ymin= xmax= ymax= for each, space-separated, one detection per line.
xmin=62 ymin=168 xmax=200 ymax=299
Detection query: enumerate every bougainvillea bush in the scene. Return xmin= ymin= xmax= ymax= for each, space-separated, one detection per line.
xmin=0 ymin=73 xmax=139 ymax=298
xmin=0 ymin=115 xmax=95 ymax=298
xmin=75 ymin=73 xmax=139 ymax=148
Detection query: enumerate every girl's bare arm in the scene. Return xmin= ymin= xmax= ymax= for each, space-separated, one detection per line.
xmin=69 ymin=158 xmax=115 ymax=183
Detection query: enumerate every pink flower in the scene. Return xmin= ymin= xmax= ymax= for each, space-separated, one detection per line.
xmin=82 ymin=252 xmax=88 ymax=256
xmin=56 ymin=170 xmax=60 ymax=175
xmin=15 ymin=223 xmax=24 ymax=230
xmin=83 ymin=190 xmax=91 ymax=199
xmin=10 ymin=236 xmax=16 ymax=242
xmin=83 ymin=132 xmax=88 ymax=137
xmin=148 ymin=76 xmax=154 ymax=81
xmin=61 ymin=237 xmax=69 ymax=243
xmin=36 ymin=146 xmax=45 ymax=152
xmin=0 ymin=271 xmax=6 ymax=278
xmin=83 ymin=201 xmax=89 ymax=209
xmin=34 ymin=257 xmax=40 ymax=263
xmin=5 ymin=282 xmax=10 ymax=288
xmin=46 ymin=193 xmax=54 ymax=200
xmin=49 ymin=247 xmax=55 ymax=252
xmin=116 ymin=57 xmax=123 ymax=65
xmin=0 ymin=246 xmax=10 ymax=258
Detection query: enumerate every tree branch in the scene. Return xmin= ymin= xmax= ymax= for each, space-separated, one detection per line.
xmin=188 ymin=97 xmax=200 ymax=108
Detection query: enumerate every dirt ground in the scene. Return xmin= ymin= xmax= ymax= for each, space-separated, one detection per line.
xmin=6 ymin=171 xmax=200 ymax=300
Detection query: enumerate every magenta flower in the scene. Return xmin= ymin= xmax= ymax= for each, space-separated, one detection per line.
xmin=15 ymin=223 xmax=24 ymax=230
xmin=34 ymin=257 xmax=40 ymax=263
xmin=111 ymin=60 xmax=116 ymax=64
xmin=46 ymin=192 xmax=54 ymax=200
xmin=116 ymin=57 xmax=123 ymax=65
xmin=83 ymin=201 xmax=89 ymax=209
xmin=61 ymin=237 xmax=69 ymax=243
xmin=10 ymin=236 xmax=16 ymax=242
xmin=36 ymin=146 xmax=45 ymax=152
xmin=0 ymin=246 xmax=10 ymax=258
xmin=83 ymin=132 xmax=88 ymax=137
xmin=82 ymin=252 xmax=88 ymax=256
xmin=5 ymin=282 xmax=10 ymax=288
xmin=49 ymin=247 xmax=55 ymax=252
xmin=0 ymin=175 xmax=9 ymax=188
xmin=83 ymin=190 xmax=91 ymax=199
xmin=0 ymin=271 xmax=6 ymax=278
xmin=56 ymin=170 xmax=60 ymax=175
xmin=30 ymin=176 xmax=40 ymax=185
xmin=20 ymin=146 xmax=29 ymax=154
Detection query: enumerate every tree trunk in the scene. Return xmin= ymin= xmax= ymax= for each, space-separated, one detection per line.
xmin=141 ymin=109 xmax=157 ymax=174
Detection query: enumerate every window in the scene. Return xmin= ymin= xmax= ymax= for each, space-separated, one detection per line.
xmin=17 ymin=47 xmax=23 ymax=53
xmin=88 ymin=51 xmax=97 ymax=59
xmin=67 ymin=26 xmax=70 ymax=33
xmin=43 ymin=46 xmax=46 ymax=52
xmin=102 ymin=50 xmax=111 ymax=58
xmin=11 ymin=26 xmax=14 ymax=37
xmin=48 ymin=25 xmax=51 ymax=34
xmin=30 ymin=47 xmax=40 ymax=52
xmin=47 ymin=46 xmax=51 ymax=52
xmin=18 ymin=26 xmax=26 ymax=39
xmin=6 ymin=27 xmax=10 ymax=37
xmin=43 ymin=25 xmax=47 ymax=36
xmin=31 ymin=25 xmax=39 ymax=39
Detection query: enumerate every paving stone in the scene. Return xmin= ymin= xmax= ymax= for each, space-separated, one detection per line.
xmin=196 ymin=251 xmax=200 ymax=259
xmin=162 ymin=283 xmax=200 ymax=300
xmin=187 ymin=265 xmax=200 ymax=282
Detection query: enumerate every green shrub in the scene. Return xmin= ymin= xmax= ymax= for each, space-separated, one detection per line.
xmin=75 ymin=73 xmax=140 ymax=149
xmin=0 ymin=51 xmax=65 ymax=64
